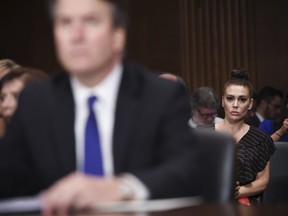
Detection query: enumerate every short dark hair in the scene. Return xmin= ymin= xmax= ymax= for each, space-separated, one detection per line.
xmin=48 ymin=0 xmax=129 ymax=29
xmin=191 ymin=87 xmax=220 ymax=110
xmin=256 ymin=86 xmax=283 ymax=107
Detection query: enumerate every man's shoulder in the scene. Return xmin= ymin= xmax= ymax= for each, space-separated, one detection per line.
xmin=19 ymin=72 xmax=71 ymax=103
xmin=122 ymin=61 xmax=158 ymax=83
xmin=121 ymin=62 xmax=189 ymax=115
xmin=122 ymin=61 xmax=185 ymax=94
xmin=23 ymin=72 xmax=69 ymax=91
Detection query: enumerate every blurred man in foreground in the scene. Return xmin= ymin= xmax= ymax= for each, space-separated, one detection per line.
xmin=0 ymin=0 xmax=199 ymax=214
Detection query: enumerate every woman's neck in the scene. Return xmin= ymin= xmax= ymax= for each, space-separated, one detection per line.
xmin=216 ymin=119 xmax=249 ymax=143
xmin=223 ymin=119 xmax=245 ymax=132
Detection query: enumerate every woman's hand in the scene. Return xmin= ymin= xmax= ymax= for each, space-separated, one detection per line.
xmin=271 ymin=118 xmax=288 ymax=141
xmin=238 ymin=162 xmax=270 ymax=198
xmin=280 ymin=118 xmax=288 ymax=135
xmin=235 ymin=181 xmax=240 ymax=198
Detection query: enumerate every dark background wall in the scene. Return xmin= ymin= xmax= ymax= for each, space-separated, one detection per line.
xmin=1 ymin=0 xmax=287 ymax=95
xmin=1 ymin=0 xmax=59 ymax=73
xmin=254 ymin=0 xmax=288 ymax=93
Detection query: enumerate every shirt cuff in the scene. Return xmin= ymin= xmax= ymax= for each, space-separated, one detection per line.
xmin=118 ymin=173 xmax=150 ymax=200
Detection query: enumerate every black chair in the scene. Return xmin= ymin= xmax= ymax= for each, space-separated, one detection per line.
xmin=263 ymin=142 xmax=288 ymax=203
xmin=193 ymin=129 xmax=236 ymax=204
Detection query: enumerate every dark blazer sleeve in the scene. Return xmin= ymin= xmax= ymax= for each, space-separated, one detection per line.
xmin=0 ymin=75 xmax=76 ymax=198
xmin=133 ymin=84 xmax=199 ymax=198
xmin=0 ymin=85 xmax=40 ymax=198
xmin=113 ymin=64 xmax=200 ymax=199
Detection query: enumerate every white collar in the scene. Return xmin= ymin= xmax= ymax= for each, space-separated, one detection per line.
xmin=70 ymin=64 xmax=123 ymax=108
xmin=188 ymin=118 xmax=197 ymax=128
xmin=255 ymin=112 xmax=265 ymax=122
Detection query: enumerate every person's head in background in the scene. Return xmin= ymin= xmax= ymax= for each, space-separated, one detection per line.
xmin=159 ymin=72 xmax=186 ymax=83
xmin=0 ymin=67 xmax=47 ymax=123
xmin=49 ymin=0 xmax=128 ymax=86
xmin=189 ymin=86 xmax=221 ymax=127
xmin=0 ymin=59 xmax=20 ymax=125
xmin=255 ymin=86 xmax=283 ymax=120
xmin=0 ymin=59 xmax=20 ymax=79
xmin=272 ymin=101 xmax=288 ymax=132
xmin=159 ymin=72 xmax=188 ymax=93
xmin=159 ymin=73 xmax=178 ymax=81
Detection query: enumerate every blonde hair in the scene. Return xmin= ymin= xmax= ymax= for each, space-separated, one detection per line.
xmin=0 ymin=59 xmax=20 ymax=76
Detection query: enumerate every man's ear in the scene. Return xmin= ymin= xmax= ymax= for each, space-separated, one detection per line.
xmin=113 ymin=28 xmax=126 ymax=53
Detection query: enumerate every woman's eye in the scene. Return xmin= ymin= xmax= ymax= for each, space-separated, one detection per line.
xmin=239 ymin=98 xmax=247 ymax=103
xmin=226 ymin=97 xmax=233 ymax=101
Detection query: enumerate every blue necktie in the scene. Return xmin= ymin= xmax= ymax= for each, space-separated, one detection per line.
xmin=84 ymin=96 xmax=104 ymax=176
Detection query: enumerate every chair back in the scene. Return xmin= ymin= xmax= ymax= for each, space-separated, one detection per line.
xmin=194 ymin=130 xmax=236 ymax=204
xmin=263 ymin=142 xmax=288 ymax=203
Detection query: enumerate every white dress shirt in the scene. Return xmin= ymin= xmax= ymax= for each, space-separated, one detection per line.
xmin=188 ymin=117 xmax=223 ymax=128
xmin=70 ymin=64 xmax=149 ymax=199
xmin=255 ymin=112 xmax=265 ymax=123
xmin=71 ymin=64 xmax=122 ymax=176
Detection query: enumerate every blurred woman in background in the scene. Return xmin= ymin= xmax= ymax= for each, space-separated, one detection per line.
xmin=0 ymin=59 xmax=20 ymax=137
xmin=0 ymin=67 xmax=47 ymax=135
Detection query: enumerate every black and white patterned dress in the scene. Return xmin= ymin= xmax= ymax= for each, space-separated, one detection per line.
xmin=237 ymin=125 xmax=276 ymax=203
xmin=201 ymin=124 xmax=276 ymax=203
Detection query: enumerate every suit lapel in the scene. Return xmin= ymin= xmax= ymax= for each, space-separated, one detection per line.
xmin=113 ymin=63 xmax=143 ymax=173
xmin=51 ymin=74 xmax=76 ymax=176
xmin=49 ymin=65 xmax=144 ymax=175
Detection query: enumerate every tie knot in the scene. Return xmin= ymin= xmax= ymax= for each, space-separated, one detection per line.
xmin=88 ymin=95 xmax=97 ymax=109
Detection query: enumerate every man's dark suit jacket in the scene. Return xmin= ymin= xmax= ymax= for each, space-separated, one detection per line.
xmin=0 ymin=62 xmax=199 ymax=199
